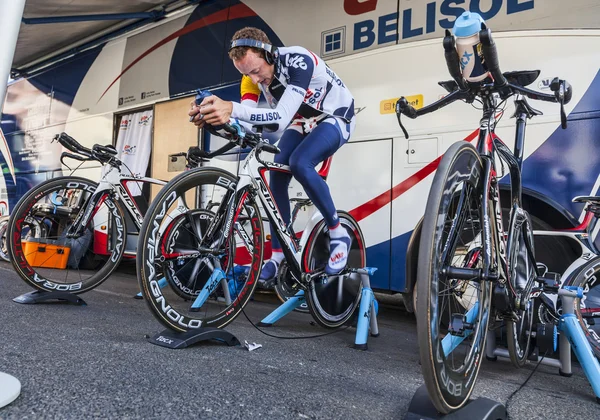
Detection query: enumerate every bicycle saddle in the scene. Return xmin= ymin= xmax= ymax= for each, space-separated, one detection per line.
xmin=503 ymin=70 xmax=540 ymax=87
xmin=573 ymin=196 xmax=600 ymax=205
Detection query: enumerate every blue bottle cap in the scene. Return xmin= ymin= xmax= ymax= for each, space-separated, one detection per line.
xmin=453 ymin=11 xmax=485 ymax=37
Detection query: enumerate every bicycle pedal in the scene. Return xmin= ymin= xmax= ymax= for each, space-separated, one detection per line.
xmin=536 ymin=271 xmax=560 ymax=292
xmin=537 ymin=271 xmax=560 ymax=283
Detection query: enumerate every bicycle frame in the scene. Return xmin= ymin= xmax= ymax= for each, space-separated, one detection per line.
xmin=535 ymin=216 xmax=599 ymax=286
xmin=187 ymin=145 xmax=331 ymax=310
xmin=440 ymin=94 xmax=544 ymax=355
xmin=66 ymin=165 xmax=167 ymax=257
xmin=226 ymin=145 xmax=327 ymax=281
xmin=474 ymin=93 xmax=539 ymax=311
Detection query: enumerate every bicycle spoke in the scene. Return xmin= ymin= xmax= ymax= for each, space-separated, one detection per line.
xmin=9 ymin=178 xmax=125 ymax=293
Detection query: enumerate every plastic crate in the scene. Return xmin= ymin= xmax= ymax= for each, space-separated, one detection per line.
xmin=22 ymin=239 xmax=71 ymax=269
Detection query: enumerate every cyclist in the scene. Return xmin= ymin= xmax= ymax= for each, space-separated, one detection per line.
xmin=189 ymin=27 xmax=356 ymax=286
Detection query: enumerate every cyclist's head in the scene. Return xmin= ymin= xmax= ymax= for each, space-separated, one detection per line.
xmin=229 ymin=27 xmax=275 ymax=86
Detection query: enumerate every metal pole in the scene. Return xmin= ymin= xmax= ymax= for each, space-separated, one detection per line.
xmin=22 ymin=12 xmax=162 ymax=25
xmin=0 ymin=0 xmax=25 ymax=408
xmin=0 ymin=0 xmax=27 ymax=115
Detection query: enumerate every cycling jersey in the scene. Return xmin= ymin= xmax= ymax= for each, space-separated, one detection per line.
xmin=231 ymin=46 xmax=355 ymax=131
xmin=240 ymin=75 xmax=260 ymax=106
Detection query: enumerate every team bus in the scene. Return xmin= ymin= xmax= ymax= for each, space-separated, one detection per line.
xmin=2 ymin=0 xmax=599 ymax=306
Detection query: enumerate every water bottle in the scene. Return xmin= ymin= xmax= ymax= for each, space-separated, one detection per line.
xmin=452 ymin=11 xmax=488 ymax=82
xmin=194 ymin=89 xmax=212 ymax=106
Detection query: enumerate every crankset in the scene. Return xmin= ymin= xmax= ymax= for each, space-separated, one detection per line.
xmin=300 ymin=266 xmax=365 ymax=288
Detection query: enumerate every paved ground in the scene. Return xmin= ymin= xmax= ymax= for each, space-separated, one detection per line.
xmin=0 ymin=261 xmax=599 ymax=419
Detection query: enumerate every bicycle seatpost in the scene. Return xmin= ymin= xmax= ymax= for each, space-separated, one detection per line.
xmin=584 ymin=204 xmax=600 ymax=254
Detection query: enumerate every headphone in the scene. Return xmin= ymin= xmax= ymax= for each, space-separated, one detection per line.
xmin=229 ymin=38 xmax=278 ymax=65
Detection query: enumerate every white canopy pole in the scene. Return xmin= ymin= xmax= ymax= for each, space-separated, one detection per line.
xmin=0 ymin=0 xmax=27 ymax=112
xmin=0 ymin=0 xmax=26 ymax=409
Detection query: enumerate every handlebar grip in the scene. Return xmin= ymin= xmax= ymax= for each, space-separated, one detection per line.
xmin=396 ymin=97 xmax=418 ymax=119
xmin=478 ymin=28 xmax=507 ymax=87
xmin=56 ymin=132 xmax=92 ymax=155
xmin=187 ymin=146 xmax=209 ymax=160
xmin=55 ymin=133 xmax=79 ymax=154
xmin=443 ymin=31 xmax=468 ymax=91
xmin=93 ymin=144 xmax=118 ymax=156
xmin=259 ymin=141 xmax=281 ymax=155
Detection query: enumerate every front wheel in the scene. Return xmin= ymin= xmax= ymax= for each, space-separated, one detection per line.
xmin=7 ymin=176 xmax=127 ymax=293
xmin=417 ymin=141 xmax=492 ymax=414
xmin=137 ymin=167 xmax=264 ymax=332
xmin=304 ymin=211 xmax=366 ymax=329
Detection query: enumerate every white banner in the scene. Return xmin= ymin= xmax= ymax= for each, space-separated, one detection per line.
xmin=114 ymin=110 xmax=153 ymax=196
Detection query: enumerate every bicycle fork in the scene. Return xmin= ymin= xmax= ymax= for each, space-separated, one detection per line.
xmin=440 ymin=158 xmax=499 ymax=356
xmin=187 ymin=190 xmax=253 ymax=311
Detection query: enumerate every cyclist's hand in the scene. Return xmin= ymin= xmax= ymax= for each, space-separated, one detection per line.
xmin=188 ymin=100 xmax=205 ymax=128
xmin=199 ymin=95 xmax=233 ymax=126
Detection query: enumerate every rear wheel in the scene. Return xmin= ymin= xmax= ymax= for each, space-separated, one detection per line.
xmin=304 ymin=211 xmax=365 ymax=329
xmin=8 ymin=176 xmax=126 ymax=293
xmin=417 ymin=141 xmax=492 ymax=414
xmin=506 ymin=211 xmax=536 ymax=367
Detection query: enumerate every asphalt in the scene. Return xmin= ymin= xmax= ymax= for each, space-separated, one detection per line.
xmin=0 ymin=261 xmax=599 ymax=419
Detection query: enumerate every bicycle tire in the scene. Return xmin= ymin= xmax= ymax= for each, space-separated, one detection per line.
xmin=304 ymin=211 xmax=366 ymax=329
xmin=417 ymin=141 xmax=492 ymax=414
xmin=8 ymin=176 xmax=127 ymax=293
xmin=0 ymin=216 xmax=10 ymax=262
xmin=564 ymin=256 xmax=600 ymax=359
xmin=137 ymin=167 xmax=264 ymax=332
xmin=506 ymin=210 xmax=536 ymax=367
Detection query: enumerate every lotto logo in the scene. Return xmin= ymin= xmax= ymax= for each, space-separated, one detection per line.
xmin=331 ymin=252 xmax=344 ymax=263
xmin=286 ymin=55 xmax=307 ymax=70
xmin=123 ymin=145 xmax=136 ymax=155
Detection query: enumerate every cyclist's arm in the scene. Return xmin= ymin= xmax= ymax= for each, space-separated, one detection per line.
xmin=238 ymin=75 xmax=261 ymax=131
xmin=231 ymin=53 xmax=314 ymax=131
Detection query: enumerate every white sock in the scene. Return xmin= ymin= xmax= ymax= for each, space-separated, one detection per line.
xmin=270 ymin=250 xmax=284 ymax=264
xmin=329 ymin=223 xmax=348 ymax=239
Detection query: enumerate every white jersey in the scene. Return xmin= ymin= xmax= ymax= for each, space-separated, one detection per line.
xmin=231 ymin=46 xmax=355 ymax=132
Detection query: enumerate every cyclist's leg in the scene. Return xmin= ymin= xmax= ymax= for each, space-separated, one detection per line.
xmin=289 ymin=116 xmax=355 ymax=274
xmin=260 ymin=125 xmax=304 ymax=283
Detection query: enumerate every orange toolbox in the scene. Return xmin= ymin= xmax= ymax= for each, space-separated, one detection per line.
xmin=23 ymin=239 xmax=71 ymax=269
